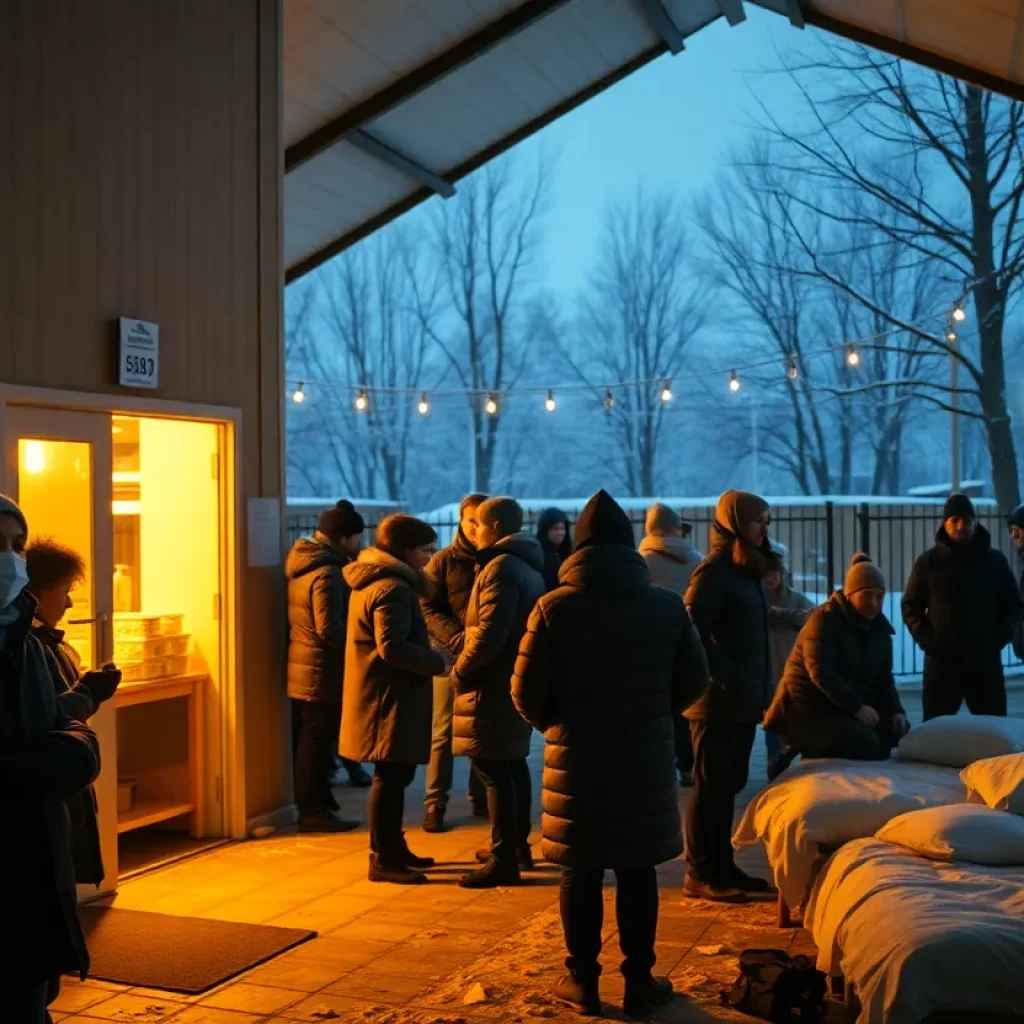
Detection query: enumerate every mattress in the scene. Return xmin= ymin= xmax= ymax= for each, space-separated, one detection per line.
xmin=806 ymin=837 xmax=1024 ymax=1024
xmin=732 ymin=756 xmax=964 ymax=912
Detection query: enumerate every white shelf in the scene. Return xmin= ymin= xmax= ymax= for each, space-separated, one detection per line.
xmin=117 ymin=799 xmax=195 ymax=834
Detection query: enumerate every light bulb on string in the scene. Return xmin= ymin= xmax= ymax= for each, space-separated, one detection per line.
xmin=946 ymin=326 xmax=957 ymax=343
xmin=660 ymin=381 xmax=674 ymax=403
xmin=952 ymin=300 xmax=967 ymax=323
xmin=417 ymin=393 xmax=430 ymax=416
xmin=485 ymin=394 xmax=499 ymax=416
xmin=787 ymin=357 xmax=798 ymax=381
xmin=603 ymin=389 xmax=615 ymax=411
xmin=545 ymin=390 xmax=557 ymax=413
xmin=728 ymin=369 xmax=741 ymax=394
xmin=292 ymin=381 xmax=306 ymax=404
xmin=845 ymin=344 xmax=861 ymax=368
xmin=355 ymin=389 xmax=369 ymax=412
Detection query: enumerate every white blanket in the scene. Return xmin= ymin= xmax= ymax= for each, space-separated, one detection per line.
xmin=806 ymin=837 xmax=1024 ymax=1024
xmin=732 ymin=757 xmax=964 ymax=911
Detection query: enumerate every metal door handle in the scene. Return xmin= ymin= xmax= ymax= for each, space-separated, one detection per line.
xmin=67 ymin=613 xmax=109 ymax=626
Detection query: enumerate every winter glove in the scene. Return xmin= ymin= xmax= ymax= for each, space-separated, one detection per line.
xmin=80 ymin=663 xmax=122 ymax=704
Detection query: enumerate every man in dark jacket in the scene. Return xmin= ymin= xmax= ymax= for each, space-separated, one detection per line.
xmin=765 ymin=554 xmax=908 ymax=774
xmin=1009 ymin=504 xmax=1024 ymax=660
xmin=902 ymin=493 xmax=1023 ymax=721
xmin=684 ymin=490 xmax=780 ymax=903
xmin=512 ymin=490 xmax=709 ymax=1019
xmin=286 ymin=499 xmax=367 ymax=832
xmin=0 ymin=496 xmax=100 ymax=1022
xmin=420 ymin=493 xmax=489 ymax=832
xmin=453 ymin=497 xmax=545 ymax=888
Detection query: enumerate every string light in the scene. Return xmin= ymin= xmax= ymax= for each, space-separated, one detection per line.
xmin=728 ymin=369 xmax=741 ymax=393
xmin=787 ymin=356 xmax=798 ymax=380
xmin=660 ymin=381 xmax=674 ymax=403
xmin=292 ymin=381 xmax=306 ymax=404
xmin=355 ymin=389 xmax=368 ymax=412
xmin=544 ymin=390 xmax=557 ymax=413
xmin=603 ymin=389 xmax=615 ymax=411
xmin=485 ymin=394 xmax=499 ymax=416
xmin=417 ymin=393 xmax=430 ymax=416
xmin=845 ymin=344 xmax=861 ymax=368
xmin=952 ymin=300 xmax=967 ymax=323
xmin=945 ymin=326 xmax=957 ymax=343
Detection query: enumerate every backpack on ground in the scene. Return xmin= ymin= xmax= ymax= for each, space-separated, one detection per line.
xmin=720 ymin=948 xmax=827 ymax=1023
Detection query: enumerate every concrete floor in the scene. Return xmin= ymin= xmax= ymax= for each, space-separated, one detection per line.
xmin=51 ymin=691 xmax=1018 ymax=1023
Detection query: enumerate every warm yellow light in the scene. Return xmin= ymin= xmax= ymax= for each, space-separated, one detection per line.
xmin=112 ymin=499 xmax=143 ymax=516
xmin=728 ymin=370 xmax=741 ymax=394
xmin=112 ymin=471 xmax=141 ymax=484
xmin=292 ymin=381 xmax=306 ymax=404
xmin=603 ymin=389 xmax=615 ymax=411
xmin=355 ymin=390 xmax=368 ymax=412
xmin=660 ymin=383 xmax=673 ymax=403
xmin=846 ymin=345 xmax=861 ymax=367
xmin=787 ymin=357 xmax=798 ymax=380
xmin=952 ymin=303 xmax=967 ymax=323
xmin=485 ymin=395 xmax=498 ymax=415
xmin=544 ymin=390 xmax=557 ymax=413
xmin=22 ymin=440 xmax=46 ymax=475
xmin=417 ymin=394 xmax=429 ymax=416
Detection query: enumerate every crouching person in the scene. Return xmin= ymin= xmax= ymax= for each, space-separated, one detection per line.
xmin=765 ymin=553 xmax=909 ymax=777
xmin=512 ymin=491 xmax=709 ymax=1019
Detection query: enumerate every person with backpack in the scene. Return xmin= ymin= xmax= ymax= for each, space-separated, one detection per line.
xmin=513 ymin=490 xmax=709 ymax=1018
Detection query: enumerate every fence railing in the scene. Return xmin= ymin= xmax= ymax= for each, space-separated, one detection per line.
xmin=286 ymin=501 xmax=1023 ymax=682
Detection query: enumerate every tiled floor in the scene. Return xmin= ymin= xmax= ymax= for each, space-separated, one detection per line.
xmin=48 ymin=689 xmax=1021 ymax=1023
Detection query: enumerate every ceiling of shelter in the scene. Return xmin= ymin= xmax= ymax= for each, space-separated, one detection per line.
xmin=283 ymin=0 xmax=1024 ymax=284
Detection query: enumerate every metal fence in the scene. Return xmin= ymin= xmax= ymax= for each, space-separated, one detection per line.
xmin=285 ymin=501 xmax=1023 ymax=681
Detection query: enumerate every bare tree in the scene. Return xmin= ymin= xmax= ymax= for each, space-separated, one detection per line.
xmin=759 ymin=42 xmax=1024 ymax=507
xmin=566 ymin=188 xmax=705 ymax=496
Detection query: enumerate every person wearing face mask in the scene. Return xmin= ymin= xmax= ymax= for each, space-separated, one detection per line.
xmin=764 ymin=554 xmax=908 ymax=776
xmin=0 ymin=496 xmax=100 ymax=1023
xmin=26 ymin=538 xmax=121 ymax=889
xmin=683 ymin=490 xmax=780 ymax=903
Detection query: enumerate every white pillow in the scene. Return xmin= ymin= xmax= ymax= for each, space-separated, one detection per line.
xmin=961 ymin=753 xmax=1024 ymax=815
xmin=877 ymin=803 xmax=1024 ymax=865
xmin=897 ymin=715 xmax=1024 ymax=768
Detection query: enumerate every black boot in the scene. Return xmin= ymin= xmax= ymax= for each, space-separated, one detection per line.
xmin=297 ymin=810 xmax=359 ymax=833
xmin=475 ymin=845 xmax=533 ymax=872
xmin=458 ymin=856 xmax=521 ymax=889
xmin=470 ymin=797 xmax=489 ymax=820
xmin=553 ymin=973 xmax=601 ymax=1016
xmin=622 ymin=976 xmax=674 ymax=1019
xmin=368 ymin=856 xmax=427 ymax=885
xmin=399 ymin=833 xmax=435 ymax=869
xmin=422 ymin=804 xmax=448 ymax=834
xmin=682 ymin=876 xmax=745 ymax=903
xmin=346 ymin=763 xmax=373 ymax=788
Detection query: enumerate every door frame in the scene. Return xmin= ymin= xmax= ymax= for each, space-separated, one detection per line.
xmin=0 ymin=384 xmax=246 ymax=841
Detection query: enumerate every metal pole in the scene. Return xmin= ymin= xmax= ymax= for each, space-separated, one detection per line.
xmin=751 ymin=403 xmax=760 ymax=493
xmin=467 ymin=402 xmax=478 ymax=493
xmin=951 ymin=347 xmax=961 ymax=491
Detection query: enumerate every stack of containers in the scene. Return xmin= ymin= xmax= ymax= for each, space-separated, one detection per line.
xmin=113 ymin=613 xmax=190 ymax=682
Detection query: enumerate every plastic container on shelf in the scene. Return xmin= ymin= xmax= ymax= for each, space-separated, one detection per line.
xmin=163 ymin=654 xmax=189 ymax=677
xmin=113 ymin=613 xmax=164 ymax=640
xmin=120 ymin=659 xmax=166 ymax=683
xmin=165 ymin=634 xmax=190 ymax=656
xmin=112 ymin=565 xmax=134 ymax=613
xmin=114 ymin=636 xmax=171 ymax=662
xmin=159 ymin=614 xmax=184 ymax=637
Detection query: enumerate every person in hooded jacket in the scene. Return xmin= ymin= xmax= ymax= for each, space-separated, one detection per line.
xmin=764 ymin=554 xmax=908 ymax=777
xmin=640 ymin=503 xmax=702 ymax=786
xmin=452 ymin=497 xmax=546 ymax=888
xmin=420 ymin=493 xmax=489 ymax=832
xmin=0 ymin=495 xmax=101 ymax=1023
xmin=683 ymin=490 xmax=780 ymax=903
xmin=537 ymin=507 xmax=571 ymax=592
xmin=26 ymin=538 xmax=121 ymax=890
xmin=512 ymin=490 xmax=709 ymax=1019
xmin=286 ymin=500 xmax=369 ymax=833
xmin=341 ymin=515 xmax=448 ymax=884
xmin=1010 ymin=504 xmax=1024 ymax=660
xmin=902 ymin=493 xmax=1023 ymax=721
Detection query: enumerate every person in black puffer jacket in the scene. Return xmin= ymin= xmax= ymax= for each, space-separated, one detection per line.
xmin=902 ymin=493 xmax=1023 ymax=721
xmin=1010 ymin=503 xmax=1024 ymax=659
xmin=420 ymin=493 xmax=489 ymax=831
xmin=512 ymin=490 xmax=709 ymax=1019
xmin=286 ymin=499 xmax=369 ymax=832
xmin=537 ymin=507 xmax=571 ymax=592
xmin=684 ymin=490 xmax=781 ymax=903
xmin=453 ymin=498 xmax=546 ymax=889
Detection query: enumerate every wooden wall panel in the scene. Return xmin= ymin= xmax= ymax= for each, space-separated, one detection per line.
xmin=0 ymin=0 xmax=289 ymax=820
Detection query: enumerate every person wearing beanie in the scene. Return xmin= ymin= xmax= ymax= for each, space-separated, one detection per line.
xmin=1008 ymin=504 xmax=1024 ymax=659
xmin=0 ymin=494 xmax=99 ymax=1019
xmin=903 ymin=493 xmax=1023 ymax=721
xmin=452 ymin=497 xmax=545 ymax=888
xmin=341 ymin=514 xmax=448 ymax=884
xmin=420 ymin=493 xmax=490 ymax=832
xmin=286 ymin=500 xmax=370 ymax=834
xmin=512 ymin=490 xmax=709 ymax=1017
xmin=536 ymin=507 xmax=572 ymax=591
xmin=639 ymin=503 xmax=702 ymax=787
xmin=764 ymin=554 xmax=907 ymax=776
xmin=682 ymin=490 xmax=781 ymax=903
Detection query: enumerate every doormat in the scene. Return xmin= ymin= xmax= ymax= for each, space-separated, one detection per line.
xmin=78 ymin=906 xmax=315 ymax=993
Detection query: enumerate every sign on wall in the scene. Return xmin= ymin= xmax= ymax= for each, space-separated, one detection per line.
xmin=118 ymin=317 xmax=160 ymax=389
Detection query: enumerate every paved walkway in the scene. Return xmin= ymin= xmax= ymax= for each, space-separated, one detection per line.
xmin=51 ymin=692 xmax=1021 ymax=1023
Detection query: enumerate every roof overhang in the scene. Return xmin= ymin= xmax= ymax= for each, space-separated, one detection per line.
xmin=284 ymin=0 xmax=1024 ymax=284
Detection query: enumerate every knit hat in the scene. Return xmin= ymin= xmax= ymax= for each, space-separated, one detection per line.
xmin=1009 ymin=504 xmax=1024 ymax=530
xmin=317 ymin=499 xmax=365 ymax=541
xmin=845 ymin=553 xmax=886 ymax=595
xmin=645 ymin=502 xmax=683 ymax=537
xmin=0 ymin=494 xmax=27 ymax=536
xmin=574 ymin=490 xmax=635 ymax=551
xmin=715 ymin=490 xmax=769 ymax=537
xmin=375 ymin=514 xmax=437 ymax=558
xmin=943 ymin=492 xmax=976 ymax=521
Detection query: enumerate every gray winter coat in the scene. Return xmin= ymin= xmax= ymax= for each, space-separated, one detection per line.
xmin=684 ymin=522 xmax=778 ymax=723
xmin=768 ymin=583 xmax=816 ymax=690
xmin=453 ymin=533 xmax=546 ymax=761
xmin=340 ymin=548 xmax=445 ymax=764
xmin=512 ymin=544 xmax=709 ymax=868
xmin=639 ymin=534 xmax=702 ymax=596
xmin=285 ymin=536 xmax=351 ymax=703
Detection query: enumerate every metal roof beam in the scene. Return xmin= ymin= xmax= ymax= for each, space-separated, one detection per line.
xmin=637 ymin=0 xmax=685 ymax=54
xmin=285 ymin=0 xmax=571 ymax=174
xmin=347 ymin=130 xmax=455 ymax=199
xmin=785 ymin=0 xmax=805 ymax=28
xmin=717 ymin=0 xmax=746 ymax=27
